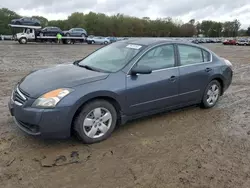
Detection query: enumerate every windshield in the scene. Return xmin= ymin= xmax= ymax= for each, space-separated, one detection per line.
xmin=78 ymin=42 xmax=144 ymax=72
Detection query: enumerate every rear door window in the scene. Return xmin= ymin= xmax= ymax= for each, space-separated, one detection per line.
xmin=203 ymin=50 xmax=211 ymax=62
xmin=177 ymin=44 xmax=203 ymax=66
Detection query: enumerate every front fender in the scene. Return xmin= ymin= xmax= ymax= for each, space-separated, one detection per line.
xmin=74 ymin=91 xmax=121 ymax=109
xmin=58 ymin=90 xmax=123 ymax=123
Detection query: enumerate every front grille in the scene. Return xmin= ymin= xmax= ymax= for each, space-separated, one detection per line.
xmin=12 ymin=86 xmax=29 ymax=106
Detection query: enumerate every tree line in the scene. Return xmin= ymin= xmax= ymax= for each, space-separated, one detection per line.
xmin=1 ymin=8 xmax=250 ymax=37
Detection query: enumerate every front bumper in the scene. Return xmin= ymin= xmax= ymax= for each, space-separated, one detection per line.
xmin=8 ymin=99 xmax=73 ymax=139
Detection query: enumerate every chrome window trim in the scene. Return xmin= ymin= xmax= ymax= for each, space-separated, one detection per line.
xmin=126 ymin=66 xmax=178 ymax=77
xmin=126 ymin=42 xmax=213 ymax=75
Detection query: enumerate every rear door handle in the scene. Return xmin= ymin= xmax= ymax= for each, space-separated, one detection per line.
xmin=169 ymin=75 xmax=176 ymax=82
xmin=205 ymin=68 xmax=212 ymax=72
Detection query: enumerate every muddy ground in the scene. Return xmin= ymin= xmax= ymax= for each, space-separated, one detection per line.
xmin=0 ymin=42 xmax=250 ymax=188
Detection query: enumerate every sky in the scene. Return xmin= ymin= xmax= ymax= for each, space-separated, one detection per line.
xmin=1 ymin=0 xmax=250 ymax=29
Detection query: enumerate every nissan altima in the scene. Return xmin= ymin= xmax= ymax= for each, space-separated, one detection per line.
xmin=8 ymin=38 xmax=233 ymax=144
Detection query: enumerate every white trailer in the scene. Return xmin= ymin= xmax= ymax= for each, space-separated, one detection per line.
xmin=9 ymin=24 xmax=86 ymax=44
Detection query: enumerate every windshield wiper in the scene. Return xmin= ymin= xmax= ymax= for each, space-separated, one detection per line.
xmin=78 ymin=64 xmax=99 ymax=71
xmin=74 ymin=61 xmax=101 ymax=72
xmin=73 ymin=60 xmax=111 ymax=73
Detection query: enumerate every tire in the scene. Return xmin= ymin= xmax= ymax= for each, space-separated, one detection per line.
xmin=91 ymin=40 xmax=95 ymax=44
xmin=16 ymin=21 xmax=21 ymax=25
xmin=104 ymin=41 xmax=108 ymax=45
xmin=201 ymin=80 xmax=221 ymax=109
xmin=40 ymin=32 xmax=44 ymax=37
xmin=65 ymin=39 xmax=71 ymax=44
xmin=66 ymin=33 xmax=70 ymax=37
xmin=74 ymin=100 xmax=117 ymax=144
xmin=19 ymin=37 xmax=27 ymax=44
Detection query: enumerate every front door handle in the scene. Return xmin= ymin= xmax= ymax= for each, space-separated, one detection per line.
xmin=169 ymin=75 xmax=176 ymax=82
xmin=205 ymin=68 xmax=212 ymax=72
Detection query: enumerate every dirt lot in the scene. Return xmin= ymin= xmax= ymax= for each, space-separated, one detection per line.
xmin=0 ymin=42 xmax=250 ymax=188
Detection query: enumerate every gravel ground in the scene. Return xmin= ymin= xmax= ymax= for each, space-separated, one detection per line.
xmin=1 ymin=42 xmax=250 ymax=188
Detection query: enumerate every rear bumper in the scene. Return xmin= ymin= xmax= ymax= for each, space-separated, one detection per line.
xmin=222 ymin=67 xmax=233 ymax=94
xmin=8 ymin=99 xmax=72 ymax=139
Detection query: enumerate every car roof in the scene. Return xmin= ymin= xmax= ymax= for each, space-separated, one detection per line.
xmin=45 ymin=26 xmax=59 ymax=28
xmin=119 ymin=38 xmax=204 ymax=48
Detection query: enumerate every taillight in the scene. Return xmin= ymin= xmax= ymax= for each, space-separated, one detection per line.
xmin=222 ymin=58 xmax=233 ymax=68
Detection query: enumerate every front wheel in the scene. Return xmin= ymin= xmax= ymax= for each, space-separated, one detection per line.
xmin=74 ymin=100 xmax=117 ymax=144
xmin=201 ymin=80 xmax=221 ymax=108
xmin=19 ymin=37 xmax=27 ymax=44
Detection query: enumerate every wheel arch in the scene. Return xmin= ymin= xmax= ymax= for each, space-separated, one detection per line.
xmin=70 ymin=92 xmax=122 ymax=134
xmin=19 ymin=37 xmax=27 ymax=44
xmin=209 ymin=75 xmax=225 ymax=95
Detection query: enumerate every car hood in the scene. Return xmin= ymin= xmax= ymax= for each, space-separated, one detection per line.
xmin=19 ymin=63 xmax=109 ymax=98
xmin=16 ymin=32 xmax=26 ymax=37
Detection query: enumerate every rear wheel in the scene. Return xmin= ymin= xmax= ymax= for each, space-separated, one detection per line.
xmin=201 ymin=80 xmax=221 ymax=108
xmin=74 ymin=100 xmax=117 ymax=144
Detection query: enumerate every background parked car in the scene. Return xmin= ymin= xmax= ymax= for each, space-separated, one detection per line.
xmin=223 ymin=39 xmax=236 ymax=45
xmin=11 ymin=17 xmax=41 ymax=26
xmin=38 ymin=27 xmax=63 ymax=37
xmin=86 ymin=36 xmax=110 ymax=44
xmin=106 ymin=36 xmax=117 ymax=43
xmin=236 ymin=39 xmax=249 ymax=46
xmin=63 ymin=28 xmax=88 ymax=37
xmin=191 ymin=39 xmax=199 ymax=44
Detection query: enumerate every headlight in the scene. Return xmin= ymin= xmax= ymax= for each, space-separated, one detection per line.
xmin=32 ymin=88 xmax=74 ymax=108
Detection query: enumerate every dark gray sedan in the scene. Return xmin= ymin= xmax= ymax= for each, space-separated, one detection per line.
xmin=11 ymin=17 xmax=41 ymax=26
xmin=9 ymin=39 xmax=233 ymax=144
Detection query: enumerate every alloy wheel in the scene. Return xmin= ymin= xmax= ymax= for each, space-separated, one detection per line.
xmin=206 ymin=84 xmax=219 ymax=105
xmin=83 ymin=107 xmax=112 ymax=139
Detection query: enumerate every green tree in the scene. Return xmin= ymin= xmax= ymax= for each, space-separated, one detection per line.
xmin=0 ymin=7 xmax=243 ymax=37
xmin=247 ymin=27 xmax=250 ymax=36
xmin=0 ymin=8 xmax=21 ymax=34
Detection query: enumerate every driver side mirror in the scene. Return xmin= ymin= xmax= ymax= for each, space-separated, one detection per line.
xmin=131 ymin=65 xmax=152 ymax=75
